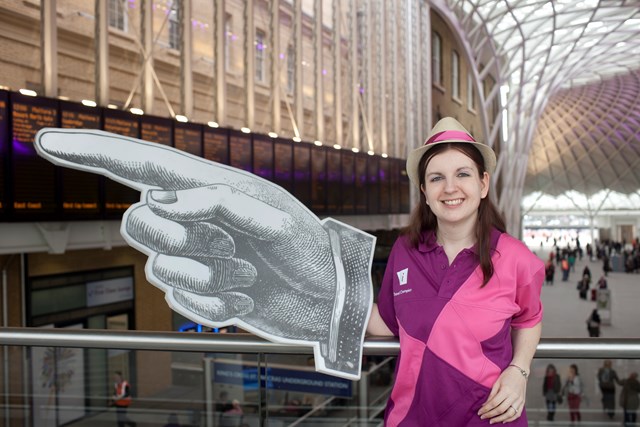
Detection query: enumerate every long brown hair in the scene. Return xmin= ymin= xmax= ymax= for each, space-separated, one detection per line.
xmin=402 ymin=142 xmax=506 ymax=286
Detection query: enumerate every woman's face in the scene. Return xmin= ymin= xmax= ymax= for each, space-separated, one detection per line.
xmin=421 ymin=148 xmax=489 ymax=229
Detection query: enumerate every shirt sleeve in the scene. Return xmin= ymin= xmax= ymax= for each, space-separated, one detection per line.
xmin=511 ymin=254 xmax=545 ymax=329
xmin=376 ymin=240 xmax=400 ymax=336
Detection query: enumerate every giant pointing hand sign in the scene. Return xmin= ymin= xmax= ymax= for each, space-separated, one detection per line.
xmin=35 ymin=128 xmax=375 ymax=380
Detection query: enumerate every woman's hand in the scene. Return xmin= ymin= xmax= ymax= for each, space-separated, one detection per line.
xmin=478 ymin=366 xmax=528 ymax=424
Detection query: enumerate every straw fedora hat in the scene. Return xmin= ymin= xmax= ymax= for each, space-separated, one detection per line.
xmin=406 ymin=117 xmax=496 ymax=187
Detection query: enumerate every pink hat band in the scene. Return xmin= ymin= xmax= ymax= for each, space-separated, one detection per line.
xmin=425 ymin=130 xmax=476 ymax=145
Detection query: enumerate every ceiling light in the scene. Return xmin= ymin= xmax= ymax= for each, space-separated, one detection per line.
xmin=381 ymin=153 xmax=388 ymax=158
xmin=352 ymin=147 xmax=360 ymax=153
xmin=208 ymin=121 xmax=219 ymax=128
xmin=19 ymin=89 xmax=37 ymax=97
xmin=268 ymin=132 xmax=278 ymax=138
xmin=81 ymin=99 xmax=97 ymax=107
xmin=314 ymin=140 xmax=322 ymax=146
xmin=58 ymin=95 xmax=70 ymax=101
xmin=176 ymin=115 xmax=188 ymax=123
xmin=333 ymin=144 xmax=341 ymax=150
xmin=367 ymin=150 xmax=375 ymax=156
xmin=240 ymin=127 xmax=251 ymax=134
xmin=293 ymin=136 xmax=302 ymax=142
xmin=107 ymin=104 xmax=118 ymax=109
xmin=130 ymin=107 xmax=144 ymax=115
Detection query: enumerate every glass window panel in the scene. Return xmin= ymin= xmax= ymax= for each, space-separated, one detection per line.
xmin=31 ymin=284 xmax=86 ymax=317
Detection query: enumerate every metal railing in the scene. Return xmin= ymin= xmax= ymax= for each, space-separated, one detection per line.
xmin=1 ymin=327 xmax=640 ymax=358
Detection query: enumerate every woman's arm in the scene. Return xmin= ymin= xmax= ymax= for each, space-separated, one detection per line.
xmin=366 ymin=303 xmax=395 ymax=336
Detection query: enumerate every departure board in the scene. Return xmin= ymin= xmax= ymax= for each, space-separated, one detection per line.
xmin=389 ymin=158 xmax=400 ymax=213
xmin=354 ymin=153 xmax=368 ymax=214
xmin=103 ymin=110 xmax=140 ymax=216
xmin=340 ymin=151 xmax=355 ymax=214
xmin=367 ymin=156 xmax=380 ymax=214
xmin=60 ymin=101 xmax=101 ymax=217
xmin=400 ymin=160 xmax=411 ymax=213
xmin=229 ymin=132 xmax=252 ymax=172
xmin=273 ymin=139 xmax=293 ymax=193
xmin=292 ymin=144 xmax=311 ymax=208
xmin=379 ymin=158 xmax=391 ymax=214
xmin=174 ymin=122 xmax=202 ymax=156
xmin=325 ymin=148 xmax=340 ymax=214
xmin=204 ymin=128 xmax=229 ymax=164
xmin=141 ymin=116 xmax=173 ymax=146
xmin=0 ymin=91 xmax=7 ymax=215
xmin=311 ymin=145 xmax=327 ymax=214
xmin=11 ymin=93 xmax=58 ymax=217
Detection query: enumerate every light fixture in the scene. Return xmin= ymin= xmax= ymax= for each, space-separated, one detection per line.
xmin=292 ymin=136 xmax=302 ymax=142
xmin=313 ymin=140 xmax=323 ymax=146
xmin=58 ymin=95 xmax=70 ymax=101
xmin=268 ymin=132 xmax=278 ymax=138
xmin=381 ymin=153 xmax=388 ymax=158
xmin=0 ymin=85 xmax=10 ymax=90
xmin=240 ymin=127 xmax=251 ymax=134
xmin=19 ymin=89 xmax=37 ymax=97
xmin=352 ymin=147 xmax=360 ymax=153
xmin=130 ymin=107 xmax=144 ymax=115
xmin=367 ymin=150 xmax=375 ymax=156
xmin=81 ymin=99 xmax=97 ymax=107
xmin=176 ymin=115 xmax=189 ymax=123
xmin=208 ymin=121 xmax=219 ymax=128
xmin=333 ymin=144 xmax=341 ymax=150
xmin=107 ymin=104 xmax=118 ymax=109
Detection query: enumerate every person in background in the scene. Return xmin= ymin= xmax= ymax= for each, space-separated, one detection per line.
xmin=545 ymin=259 xmax=555 ymax=285
xmin=598 ymin=360 xmax=622 ymax=419
xmin=583 ymin=265 xmax=591 ymax=280
xmin=542 ymin=364 xmax=562 ymax=421
xmin=111 ymin=371 xmax=136 ymax=427
xmin=587 ymin=309 xmax=601 ymax=337
xmin=562 ymin=257 xmax=571 ymax=281
xmin=620 ymin=372 xmax=640 ymax=426
xmin=367 ymin=118 xmax=543 ymax=426
xmin=577 ymin=274 xmax=590 ymax=300
xmin=563 ymin=364 xmax=583 ymax=423
xmin=597 ymin=275 xmax=608 ymax=289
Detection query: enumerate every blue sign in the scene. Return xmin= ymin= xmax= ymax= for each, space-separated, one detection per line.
xmin=213 ymin=362 xmax=352 ymax=397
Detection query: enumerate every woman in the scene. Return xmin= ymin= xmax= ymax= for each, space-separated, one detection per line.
xmin=620 ymin=372 xmax=640 ymax=426
xmin=563 ymin=364 xmax=583 ymax=422
xmin=367 ymin=118 xmax=544 ymax=425
xmin=587 ymin=309 xmax=601 ymax=337
xmin=543 ymin=364 xmax=562 ymax=421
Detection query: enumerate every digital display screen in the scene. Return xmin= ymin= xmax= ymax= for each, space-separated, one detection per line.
xmin=0 ymin=91 xmax=8 ymax=214
xmin=293 ymin=144 xmax=311 ymax=208
xmin=325 ymin=148 xmax=340 ymax=214
xmin=340 ymin=151 xmax=355 ymax=214
xmin=204 ymin=128 xmax=229 ymax=164
xmin=379 ymin=157 xmax=391 ymax=214
xmin=399 ymin=159 xmax=411 ymax=213
xmin=60 ymin=101 xmax=101 ymax=216
xmin=273 ymin=140 xmax=293 ymax=193
xmin=311 ymin=145 xmax=327 ymax=214
xmin=141 ymin=116 xmax=173 ymax=146
xmin=174 ymin=122 xmax=202 ymax=156
xmin=11 ymin=93 xmax=58 ymax=216
xmin=367 ymin=156 xmax=380 ymax=214
xmin=229 ymin=132 xmax=252 ymax=172
xmin=103 ymin=110 xmax=140 ymax=215
xmin=252 ymin=136 xmax=273 ymax=181
xmin=354 ymin=154 xmax=368 ymax=214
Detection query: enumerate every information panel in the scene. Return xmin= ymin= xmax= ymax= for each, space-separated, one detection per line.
xmin=292 ymin=144 xmax=311 ymax=208
xmin=203 ymin=128 xmax=229 ymax=164
xmin=325 ymin=148 xmax=340 ymax=214
xmin=11 ymin=93 xmax=58 ymax=217
xmin=141 ymin=116 xmax=173 ymax=146
xmin=340 ymin=151 xmax=355 ymax=215
xmin=60 ymin=102 xmax=101 ymax=217
xmin=229 ymin=131 xmax=252 ymax=172
xmin=367 ymin=156 xmax=380 ymax=214
xmin=174 ymin=122 xmax=202 ymax=156
xmin=354 ymin=154 xmax=368 ymax=214
xmin=0 ymin=91 xmax=7 ymax=215
xmin=389 ymin=158 xmax=400 ymax=214
xmin=311 ymin=145 xmax=327 ymax=214
xmin=103 ymin=110 xmax=140 ymax=216
xmin=378 ymin=157 xmax=391 ymax=214
xmin=399 ymin=159 xmax=411 ymax=213
xmin=273 ymin=140 xmax=293 ymax=193
xmin=252 ymin=136 xmax=274 ymax=181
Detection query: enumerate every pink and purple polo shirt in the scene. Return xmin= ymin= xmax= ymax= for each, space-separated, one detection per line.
xmin=378 ymin=229 xmax=544 ymax=426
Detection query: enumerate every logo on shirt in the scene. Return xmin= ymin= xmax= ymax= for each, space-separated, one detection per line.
xmin=397 ymin=268 xmax=408 ymax=285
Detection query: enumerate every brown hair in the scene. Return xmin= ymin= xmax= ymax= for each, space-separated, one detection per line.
xmin=402 ymin=142 xmax=506 ymax=286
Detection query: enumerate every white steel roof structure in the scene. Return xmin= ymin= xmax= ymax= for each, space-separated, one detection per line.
xmin=432 ymin=0 xmax=640 ymax=233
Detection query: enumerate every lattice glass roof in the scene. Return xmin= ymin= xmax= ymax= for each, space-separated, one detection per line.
xmin=436 ymin=0 xmax=640 ymax=218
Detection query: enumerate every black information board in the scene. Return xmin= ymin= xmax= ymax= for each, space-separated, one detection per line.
xmin=252 ymin=136 xmax=274 ymax=181
xmin=175 ymin=122 xmax=202 ymax=156
xmin=229 ymin=131 xmax=252 ymax=172
xmin=399 ymin=159 xmax=411 ymax=213
xmin=60 ymin=101 xmax=101 ymax=217
xmin=273 ymin=139 xmax=293 ymax=193
xmin=141 ymin=115 xmax=173 ymax=146
xmin=379 ymin=157 xmax=391 ymax=214
xmin=354 ymin=153 xmax=368 ymax=214
xmin=11 ymin=93 xmax=59 ymax=217
xmin=311 ymin=145 xmax=327 ymax=214
xmin=0 ymin=91 xmax=7 ymax=215
xmin=103 ymin=109 xmax=140 ymax=216
xmin=340 ymin=150 xmax=355 ymax=215
xmin=325 ymin=148 xmax=340 ymax=214
xmin=204 ymin=128 xmax=229 ymax=164
xmin=367 ymin=155 xmax=380 ymax=214
xmin=292 ymin=144 xmax=311 ymax=208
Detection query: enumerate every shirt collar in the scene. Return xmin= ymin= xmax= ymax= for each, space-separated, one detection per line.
xmin=417 ymin=228 xmax=502 ymax=254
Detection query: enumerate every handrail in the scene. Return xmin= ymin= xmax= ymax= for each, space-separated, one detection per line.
xmin=1 ymin=327 xmax=640 ymax=358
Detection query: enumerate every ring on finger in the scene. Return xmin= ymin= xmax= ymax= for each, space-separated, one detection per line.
xmin=509 ymin=405 xmax=518 ymax=415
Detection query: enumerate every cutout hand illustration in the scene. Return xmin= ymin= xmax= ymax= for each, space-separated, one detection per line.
xmin=35 ymin=128 xmax=375 ymax=379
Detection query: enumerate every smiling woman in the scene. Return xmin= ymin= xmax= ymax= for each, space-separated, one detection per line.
xmin=367 ymin=117 xmax=544 ymax=426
